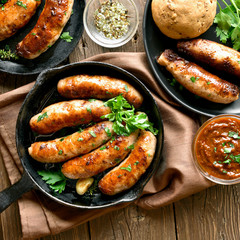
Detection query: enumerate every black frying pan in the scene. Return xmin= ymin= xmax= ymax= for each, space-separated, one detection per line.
xmin=0 ymin=0 xmax=85 ymax=75
xmin=0 ymin=62 xmax=164 ymax=212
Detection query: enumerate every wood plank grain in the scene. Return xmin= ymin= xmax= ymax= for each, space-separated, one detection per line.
xmin=174 ymin=185 xmax=240 ymax=240
xmin=89 ymin=203 xmax=176 ymax=240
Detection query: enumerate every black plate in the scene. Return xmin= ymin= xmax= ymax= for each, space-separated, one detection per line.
xmin=0 ymin=0 xmax=85 ymax=75
xmin=16 ymin=62 xmax=164 ymax=209
xmin=143 ymin=0 xmax=240 ymax=117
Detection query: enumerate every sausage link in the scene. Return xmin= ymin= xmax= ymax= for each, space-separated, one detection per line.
xmin=177 ymin=39 xmax=240 ymax=78
xmin=28 ymin=121 xmax=114 ymax=163
xmin=98 ymin=130 xmax=156 ymax=196
xmin=57 ymin=75 xmax=143 ymax=108
xmin=30 ymin=100 xmax=111 ymax=134
xmin=0 ymin=0 xmax=41 ymax=41
xmin=16 ymin=0 xmax=73 ymax=59
xmin=61 ymin=130 xmax=139 ymax=179
xmin=157 ymin=49 xmax=239 ymax=104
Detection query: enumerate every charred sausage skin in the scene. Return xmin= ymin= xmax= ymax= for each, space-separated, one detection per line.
xmin=57 ymin=75 xmax=143 ymax=108
xmin=61 ymin=130 xmax=139 ymax=179
xmin=30 ymin=100 xmax=111 ymax=134
xmin=157 ymin=49 xmax=239 ymax=104
xmin=98 ymin=130 xmax=156 ymax=196
xmin=16 ymin=0 xmax=73 ymax=59
xmin=28 ymin=121 xmax=114 ymax=163
xmin=0 ymin=0 xmax=41 ymax=41
xmin=177 ymin=39 xmax=240 ymax=79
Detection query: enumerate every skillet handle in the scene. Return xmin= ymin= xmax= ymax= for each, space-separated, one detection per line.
xmin=0 ymin=172 xmax=35 ymax=213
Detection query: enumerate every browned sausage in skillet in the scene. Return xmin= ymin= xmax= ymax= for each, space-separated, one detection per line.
xmin=177 ymin=39 xmax=240 ymax=78
xmin=0 ymin=0 xmax=41 ymax=41
xmin=57 ymin=75 xmax=144 ymax=108
xmin=61 ymin=130 xmax=139 ymax=179
xmin=98 ymin=130 xmax=156 ymax=196
xmin=16 ymin=0 xmax=74 ymax=59
xmin=28 ymin=121 xmax=114 ymax=163
xmin=157 ymin=49 xmax=239 ymax=104
xmin=30 ymin=100 xmax=111 ymax=134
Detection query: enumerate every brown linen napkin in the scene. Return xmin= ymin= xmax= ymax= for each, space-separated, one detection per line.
xmin=0 ymin=52 xmax=214 ymax=239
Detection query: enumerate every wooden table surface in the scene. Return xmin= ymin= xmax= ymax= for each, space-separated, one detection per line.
xmin=1 ymin=0 xmax=240 ymax=239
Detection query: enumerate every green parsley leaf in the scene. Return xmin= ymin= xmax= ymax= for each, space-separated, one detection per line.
xmin=134 ymin=161 xmax=139 ymax=165
xmin=222 ymin=170 xmax=228 ymax=174
xmin=31 ymin=33 xmax=36 ymax=36
xmin=102 ymin=95 xmax=158 ymax=136
xmin=114 ymin=146 xmax=120 ymax=150
xmin=120 ymin=164 xmax=132 ymax=172
xmin=37 ymin=112 xmax=48 ymax=122
xmin=60 ymin=32 xmax=73 ymax=42
xmin=38 ymin=170 xmax=66 ymax=193
xmin=88 ymin=99 xmax=96 ymax=102
xmin=104 ymin=127 xmax=112 ymax=137
xmin=77 ymin=137 xmax=83 ymax=141
xmin=127 ymin=144 xmax=134 ymax=149
xmin=124 ymin=84 xmax=129 ymax=92
xmin=214 ymin=147 xmax=217 ymax=152
xmin=223 ymin=159 xmax=231 ymax=164
xmin=58 ymin=149 xmax=63 ymax=155
xmin=86 ymin=106 xmax=92 ymax=113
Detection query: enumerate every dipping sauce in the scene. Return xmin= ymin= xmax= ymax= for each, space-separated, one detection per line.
xmin=193 ymin=115 xmax=240 ymax=182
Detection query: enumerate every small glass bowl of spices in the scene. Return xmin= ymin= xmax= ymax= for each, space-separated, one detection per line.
xmin=83 ymin=0 xmax=139 ymax=48
xmin=192 ymin=114 xmax=240 ymax=185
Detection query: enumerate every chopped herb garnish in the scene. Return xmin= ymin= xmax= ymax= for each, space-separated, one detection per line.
xmin=0 ymin=46 xmax=19 ymax=60
xmin=224 ymin=148 xmax=232 ymax=153
xmin=218 ymin=161 xmax=222 ymax=164
xmin=37 ymin=112 xmax=48 ymax=122
xmin=134 ymin=161 xmax=139 ymax=165
xmin=190 ymin=76 xmax=199 ymax=83
xmin=88 ymin=99 xmax=96 ymax=102
xmin=77 ymin=137 xmax=83 ymax=141
xmin=60 ymin=32 xmax=73 ymax=42
xmin=228 ymin=131 xmax=240 ymax=139
xmin=16 ymin=0 xmax=27 ymax=9
xmin=58 ymin=150 xmax=63 ymax=155
xmin=88 ymin=179 xmax=98 ymax=195
xmin=92 ymin=143 xmax=95 ymax=147
xmin=223 ymin=159 xmax=231 ymax=164
xmin=78 ymin=128 xmax=84 ymax=133
xmin=118 ymin=174 xmax=122 ymax=178
xmin=124 ymin=84 xmax=129 ymax=92
xmin=31 ymin=33 xmax=36 ymax=36
xmin=105 ymin=127 xmax=112 ymax=137
xmin=120 ymin=164 xmax=132 ymax=172
xmin=207 ymin=82 xmax=211 ymax=85
xmin=106 ymin=91 xmax=112 ymax=95
xmin=229 ymin=143 xmax=235 ymax=148
xmin=89 ymin=130 xmax=96 ymax=137
xmin=114 ymin=146 xmax=120 ymax=150
xmin=100 ymin=146 xmax=107 ymax=150
xmin=148 ymin=153 xmax=151 ymax=157
xmin=213 ymin=161 xmax=217 ymax=165
xmin=222 ymin=170 xmax=228 ymax=174
xmin=87 ymin=106 xmax=92 ymax=113
xmin=127 ymin=144 xmax=134 ymax=150
xmin=114 ymin=158 xmax=121 ymax=163
xmin=222 ymin=142 xmax=226 ymax=146
xmin=214 ymin=147 xmax=217 ymax=152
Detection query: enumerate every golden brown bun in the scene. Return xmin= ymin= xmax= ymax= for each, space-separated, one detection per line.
xmin=151 ymin=0 xmax=217 ymax=39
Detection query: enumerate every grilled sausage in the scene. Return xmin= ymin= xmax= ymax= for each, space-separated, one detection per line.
xmin=0 ymin=0 xmax=41 ymax=41
xmin=30 ymin=100 xmax=111 ymax=134
xmin=16 ymin=0 xmax=73 ymax=59
xmin=98 ymin=130 xmax=156 ymax=196
xmin=177 ymin=39 xmax=240 ymax=79
xmin=28 ymin=121 xmax=114 ymax=163
xmin=57 ymin=75 xmax=143 ymax=108
xmin=157 ymin=49 xmax=239 ymax=104
xmin=61 ymin=130 xmax=139 ymax=179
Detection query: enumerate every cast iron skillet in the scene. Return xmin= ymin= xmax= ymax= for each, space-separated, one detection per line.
xmin=0 ymin=62 xmax=164 ymax=212
xmin=143 ymin=0 xmax=239 ymax=117
xmin=0 ymin=0 xmax=85 ymax=75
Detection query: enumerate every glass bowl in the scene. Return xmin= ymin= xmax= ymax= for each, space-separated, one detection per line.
xmin=83 ymin=0 xmax=139 ymax=48
xmin=192 ymin=114 xmax=240 ymax=185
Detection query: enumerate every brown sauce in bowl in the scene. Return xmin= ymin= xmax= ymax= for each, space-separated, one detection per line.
xmin=194 ymin=116 xmax=240 ymax=180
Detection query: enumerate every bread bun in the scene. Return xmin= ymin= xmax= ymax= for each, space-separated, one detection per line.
xmin=151 ymin=0 xmax=217 ymax=39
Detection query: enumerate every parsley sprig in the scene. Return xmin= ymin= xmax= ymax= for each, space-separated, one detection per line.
xmin=214 ymin=0 xmax=240 ymax=50
xmin=101 ymin=95 xmax=158 ymax=136
xmin=38 ymin=170 xmax=66 ymax=193
xmin=60 ymin=32 xmax=73 ymax=42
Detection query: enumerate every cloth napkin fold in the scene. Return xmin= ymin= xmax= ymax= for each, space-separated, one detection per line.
xmin=0 ymin=52 xmax=214 ymax=239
